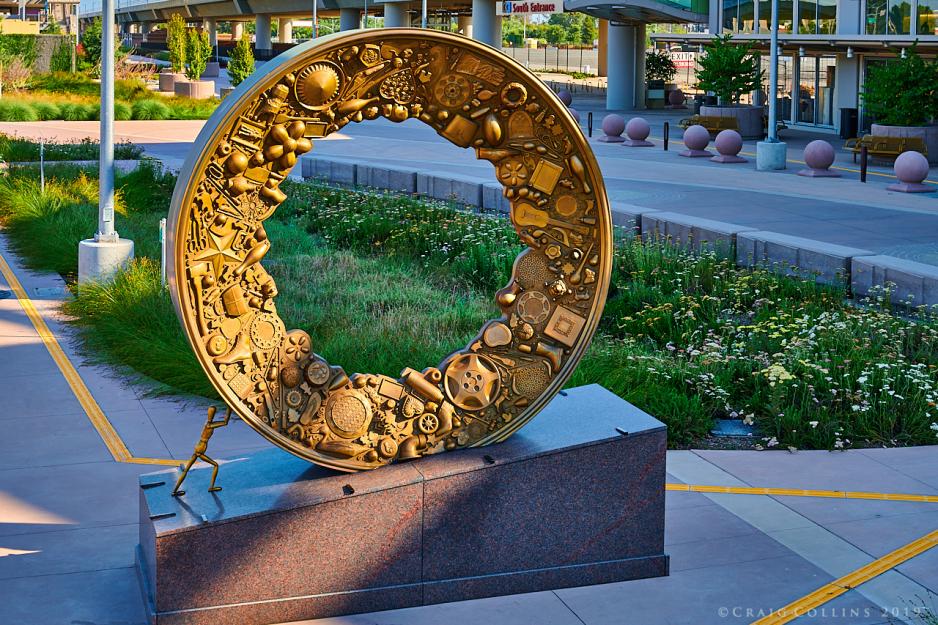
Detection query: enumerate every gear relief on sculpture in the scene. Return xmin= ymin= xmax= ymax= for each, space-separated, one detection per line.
xmin=170 ymin=29 xmax=612 ymax=471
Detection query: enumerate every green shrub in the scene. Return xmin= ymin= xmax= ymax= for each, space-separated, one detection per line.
xmin=49 ymin=38 xmax=73 ymax=73
xmin=167 ymin=14 xmax=187 ymax=73
xmin=862 ymin=45 xmax=938 ymax=126
xmin=227 ymin=35 xmax=254 ymax=86
xmin=0 ymin=134 xmax=144 ymax=161
xmin=28 ymin=71 xmax=96 ymax=94
xmin=114 ymin=101 xmax=133 ymax=120
xmin=0 ymin=33 xmax=39 ymax=68
xmin=162 ymin=96 xmax=219 ymax=119
xmin=0 ymin=100 xmax=38 ymax=122
xmin=80 ymin=17 xmax=104 ymax=68
xmin=115 ymin=78 xmax=150 ymax=101
xmin=60 ymin=102 xmax=94 ymax=121
xmin=31 ymin=101 xmax=62 ymax=120
xmin=131 ymin=99 xmax=170 ymax=120
xmin=185 ymin=28 xmax=212 ymax=81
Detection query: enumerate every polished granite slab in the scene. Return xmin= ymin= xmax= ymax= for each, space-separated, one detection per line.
xmin=137 ymin=384 xmax=669 ymax=625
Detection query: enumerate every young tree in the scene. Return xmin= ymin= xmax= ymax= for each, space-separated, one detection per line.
xmin=861 ymin=45 xmax=938 ymax=126
xmin=645 ymin=51 xmax=677 ymax=83
xmin=227 ymin=35 xmax=255 ymax=87
xmin=167 ymin=14 xmax=187 ymax=74
xmin=185 ymin=28 xmax=212 ymax=81
xmin=80 ymin=17 xmax=103 ymax=67
xmin=695 ymin=34 xmax=764 ymax=104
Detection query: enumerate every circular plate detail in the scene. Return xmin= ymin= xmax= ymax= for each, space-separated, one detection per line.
xmin=294 ymin=61 xmax=343 ymax=110
xmin=167 ymin=29 xmax=612 ymax=471
xmin=444 ymin=353 xmax=501 ymax=411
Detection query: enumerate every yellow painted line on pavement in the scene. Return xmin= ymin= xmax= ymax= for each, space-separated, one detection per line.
xmin=0 ymin=252 xmax=177 ymax=467
xmin=125 ymin=457 xmax=181 ymax=466
xmin=666 ymin=483 xmax=938 ymax=503
xmin=750 ymin=529 xmax=938 ymax=625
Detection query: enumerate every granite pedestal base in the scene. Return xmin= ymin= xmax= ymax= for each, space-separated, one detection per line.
xmin=137 ymin=385 xmax=668 ymax=625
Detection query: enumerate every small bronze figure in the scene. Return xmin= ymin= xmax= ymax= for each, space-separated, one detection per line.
xmin=172 ymin=406 xmax=232 ymax=497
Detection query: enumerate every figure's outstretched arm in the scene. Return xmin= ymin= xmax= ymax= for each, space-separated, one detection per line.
xmin=209 ymin=407 xmax=233 ymax=429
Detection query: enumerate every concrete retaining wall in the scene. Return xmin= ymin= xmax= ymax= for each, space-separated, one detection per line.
xmin=738 ymin=232 xmax=874 ymax=286
xmin=295 ymin=154 xmax=938 ymax=306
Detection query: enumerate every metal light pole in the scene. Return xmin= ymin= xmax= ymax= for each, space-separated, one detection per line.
xmin=79 ymin=0 xmax=133 ymax=282
xmin=421 ymin=0 xmax=427 ymax=28
xmin=767 ymin=0 xmax=779 ymax=142
xmin=313 ymin=0 xmax=318 ymax=38
xmin=99 ymin=0 xmax=116 ymax=241
xmin=756 ymin=0 xmax=787 ymax=169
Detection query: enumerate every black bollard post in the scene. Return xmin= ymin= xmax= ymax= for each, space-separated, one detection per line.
xmin=663 ymin=121 xmax=669 ymax=151
xmin=588 ymin=111 xmax=593 ymax=137
xmin=860 ymin=146 xmax=868 ymax=183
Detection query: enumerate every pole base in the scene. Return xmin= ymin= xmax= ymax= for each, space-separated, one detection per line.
xmin=78 ymin=238 xmax=134 ymax=284
xmin=756 ymin=141 xmax=787 ymax=171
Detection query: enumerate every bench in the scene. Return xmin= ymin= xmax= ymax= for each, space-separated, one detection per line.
xmin=678 ymin=115 xmax=739 ymax=134
xmin=844 ymin=135 xmax=928 ymax=163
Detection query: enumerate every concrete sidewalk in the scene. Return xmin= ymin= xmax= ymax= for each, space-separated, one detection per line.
xmin=3 ymin=115 xmax=936 ymax=266
xmin=0 ymin=233 xmax=935 ymax=625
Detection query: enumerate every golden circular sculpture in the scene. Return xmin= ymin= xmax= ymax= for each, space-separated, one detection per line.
xmin=168 ymin=28 xmax=612 ymax=471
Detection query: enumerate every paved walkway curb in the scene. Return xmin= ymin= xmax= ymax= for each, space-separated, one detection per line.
xmin=299 ymin=154 xmax=938 ymax=307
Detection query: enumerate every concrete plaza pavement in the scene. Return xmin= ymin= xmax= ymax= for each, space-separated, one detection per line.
xmin=3 ymin=110 xmax=937 ymax=267
xmin=0 ymin=229 xmax=936 ymax=624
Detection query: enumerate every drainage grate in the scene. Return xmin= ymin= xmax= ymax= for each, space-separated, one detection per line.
xmin=710 ymin=419 xmax=756 ymax=438
xmin=33 ymin=286 xmax=69 ymax=298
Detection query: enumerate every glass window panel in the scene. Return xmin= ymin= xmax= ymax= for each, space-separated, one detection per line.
xmin=817 ymin=57 xmax=836 ymax=126
xmin=799 ymin=0 xmax=818 ymax=32
xmin=918 ymin=0 xmax=938 ymax=33
xmin=740 ymin=0 xmax=755 ymax=31
xmin=759 ymin=54 xmax=794 ymax=120
xmin=798 ymin=56 xmax=816 ymax=124
xmin=889 ymin=0 xmax=911 ymax=33
xmin=817 ymin=0 xmax=837 ymax=32
xmin=759 ymin=0 xmax=794 ymax=32
xmin=866 ymin=0 xmax=887 ymax=33
xmin=724 ymin=0 xmax=739 ymax=30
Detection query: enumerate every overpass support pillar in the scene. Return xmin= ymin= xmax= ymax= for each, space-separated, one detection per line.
xmin=339 ymin=8 xmax=359 ymax=31
xmin=278 ymin=18 xmax=293 ymax=43
xmin=471 ymin=0 xmax=498 ymax=47
xmin=383 ymin=2 xmax=409 ymax=27
xmin=204 ymin=18 xmax=217 ymax=47
xmin=597 ymin=19 xmax=608 ymax=77
xmin=633 ymin=23 xmax=646 ymax=110
xmin=231 ymin=21 xmax=244 ymax=40
xmin=457 ymin=15 xmax=472 ymax=37
xmin=256 ymin=14 xmax=272 ymax=54
xmin=606 ymin=22 xmax=635 ymax=111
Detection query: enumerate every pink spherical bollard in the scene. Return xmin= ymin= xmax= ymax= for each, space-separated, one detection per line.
xmin=623 ymin=117 xmax=654 ymax=147
xmin=711 ymin=129 xmax=746 ymax=163
xmin=668 ymin=89 xmax=686 ymax=108
xmin=567 ymin=107 xmax=581 ymax=122
xmin=888 ymin=151 xmax=935 ymax=193
xmin=680 ymin=124 xmax=712 ymax=157
xmin=598 ymin=113 xmax=625 ymax=143
xmin=798 ymin=140 xmax=840 ymax=177
xmin=557 ymin=89 xmax=573 ymax=106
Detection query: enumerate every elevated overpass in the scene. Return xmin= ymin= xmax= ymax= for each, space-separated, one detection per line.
xmin=78 ymin=0 xmax=709 ymax=110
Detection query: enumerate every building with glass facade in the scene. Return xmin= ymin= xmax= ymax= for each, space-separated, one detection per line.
xmin=646 ymin=0 xmax=936 ymax=134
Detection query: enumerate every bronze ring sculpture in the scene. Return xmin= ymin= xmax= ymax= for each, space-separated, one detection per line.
xmin=168 ymin=28 xmax=612 ymax=471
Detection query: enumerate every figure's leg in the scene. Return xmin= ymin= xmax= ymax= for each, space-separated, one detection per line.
xmin=199 ymin=454 xmax=222 ymax=492
xmin=171 ymin=456 xmax=198 ymax=496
